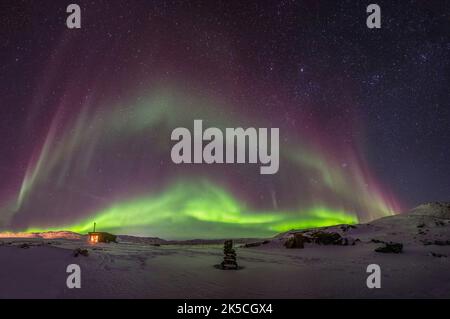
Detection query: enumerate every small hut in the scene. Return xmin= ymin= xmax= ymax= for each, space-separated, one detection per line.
xmin=88 ymin=223 xmax=117 ymax=243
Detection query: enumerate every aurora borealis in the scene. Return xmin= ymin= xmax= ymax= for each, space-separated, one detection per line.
xmin=1 ymin=1 xmax=449 ymax=239
xmin=2 ymin=87 xmax=388 ymax=238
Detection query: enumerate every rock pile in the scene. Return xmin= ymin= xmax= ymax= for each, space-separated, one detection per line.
xmin=220 ymin=240 xmax=238 ymax=270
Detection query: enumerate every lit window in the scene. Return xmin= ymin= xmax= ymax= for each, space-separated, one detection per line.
xmin=90 ymin=235 xmax=99 ymax=243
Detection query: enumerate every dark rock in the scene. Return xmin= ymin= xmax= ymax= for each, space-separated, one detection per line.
xmin=430 ymin=252 xmax=447 ymax=258
xmin=73 ymin=248 xmax=89 ymax=257
xmin=286 ymin=231 xmax=357 ymax=247
xmin=243 ymin=242 xmax=261 ymax=248
xmin=375 ymin=242 xmax=403 ymax=254
xmin=433 ymin=240 xmax=450 ymax=246
xmin=340 ymin=224 xmax=357 ymax=232
xmin=421 ymin=240 xmax=450 ymax=246
xmin=341 ymin=237 xmax=359 ymax=246
xmin=310 ymin=231 xmax=342 ymax=245
xmin=284 ymin=233 xmax=307 ymax=248
xmin=19 ymin=243 xmax=30 ymax=249
xmin=243 ymin=240 xmax=270 ymax=248
xmin=435 ymin=220 xmax=445 ymax=227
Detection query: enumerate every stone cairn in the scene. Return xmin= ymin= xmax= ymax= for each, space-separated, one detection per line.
xmin=220 ymin=240 xmax=238 ymax=270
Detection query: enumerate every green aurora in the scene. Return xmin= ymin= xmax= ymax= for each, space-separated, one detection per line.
xmin=24 ymin=181 xmax=357 ymax=239
xmin=1 ymin=88 xmax=400 ymax=239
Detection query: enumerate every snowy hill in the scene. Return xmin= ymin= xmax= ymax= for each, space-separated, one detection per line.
xmin=274 ymin=202 xmax=450 ymax=247
xmin=0 ymin=231 xmax=85 ymax=240
xmin=408 ymin=202 xmax=450 ymax=219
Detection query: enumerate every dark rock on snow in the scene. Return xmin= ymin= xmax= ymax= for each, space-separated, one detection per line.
xmin=73 ymin=248 xmax=89 ymax=257
xmin=284 ymin=233 xmax=308 ymax=249
xmin=375 ymin=242 xmax=403 ymax=254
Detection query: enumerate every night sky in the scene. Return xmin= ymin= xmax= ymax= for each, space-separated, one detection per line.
xmin=0 ymin=0 xmax=449 ymax=239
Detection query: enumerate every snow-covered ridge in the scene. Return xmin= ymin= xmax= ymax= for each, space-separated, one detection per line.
xmin=0 ymin=231 xmax=84 ymax=240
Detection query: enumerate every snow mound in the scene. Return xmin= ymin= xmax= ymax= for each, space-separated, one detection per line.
xmin=408 ymin=202 xmax=450 ymax=219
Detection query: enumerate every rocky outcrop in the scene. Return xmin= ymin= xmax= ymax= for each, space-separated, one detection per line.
xmin=375 ymin=242 xmax=403 ymax=253
xmin=310 ymin=231 xmax=342 ymax=245
xmin=284 ymin=231 xmax=359 ymax=248
xmin=284 ymin=233 xmax=309 ymax=248
xmin=409 ymin=202 xmax=450 ymax=219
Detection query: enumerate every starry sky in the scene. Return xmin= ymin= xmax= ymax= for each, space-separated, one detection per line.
xmin=0 ymin=0 xmax=449 ymax=239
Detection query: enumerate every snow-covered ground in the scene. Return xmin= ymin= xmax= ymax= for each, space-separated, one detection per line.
xmin=1 ymin=202 xmax=449 ymax=299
